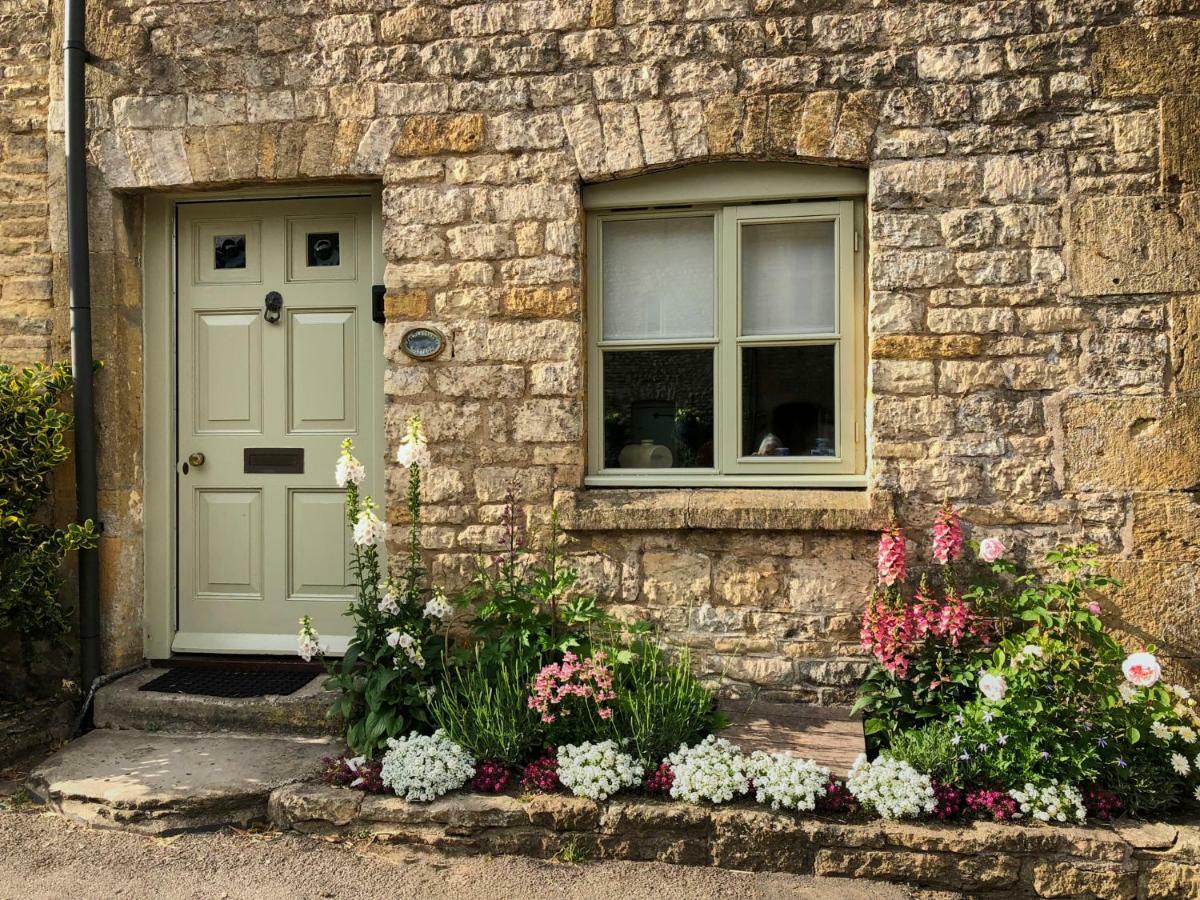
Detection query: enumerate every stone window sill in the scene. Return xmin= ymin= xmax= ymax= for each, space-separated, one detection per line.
xmin=553 ymin=487 xmax=893 ymax=532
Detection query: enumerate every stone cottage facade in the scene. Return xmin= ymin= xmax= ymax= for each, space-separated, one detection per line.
xmin=1 ymin=0 xmax=1199 ymax=702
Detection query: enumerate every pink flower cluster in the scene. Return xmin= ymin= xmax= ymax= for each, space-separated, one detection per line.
xmin=861 ymin=586 xmax=986 ymax=679
xmin=528 ymin=651 xmax=617 ymax=724
xmin=645 ymin=762 xmax=675 ymax=795
xmin=932 ymin=779 xmax=964 ymax=820
xmin=1082 ymin=784 xmax=1123 ymax=821
xmin=931 ymin=502 xmax=963 ymax=565
xmin=964 ymin=787 xmax=1018 ymax=822
xmin=471 ymin=760 xmax=510 ymax=793
xmin=876 ymin=521 xmax=907 ymax=586
xmin=520 ymin=752 xmax=560 ymax=793
xmin=815 ymin=779 xmax=860 ymax=814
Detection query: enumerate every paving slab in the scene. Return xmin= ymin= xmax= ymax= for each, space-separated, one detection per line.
xmin=720 ymin=701 xmax=865 ymax=775
xmin=28 ymin=729 xmax=341 ymax=835
xmin=94 ymin=667 xmax=338 ymax=736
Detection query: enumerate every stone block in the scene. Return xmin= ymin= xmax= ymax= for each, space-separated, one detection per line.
xmin=872 ymin=334 xmax=985 ymax=360
xmin=1170 ymin=296 xmax=1200 ymax=394
xmin=1061 ymin=395 xmax=1200 ymax=491
xmin=503 ymin=286 xmax=577 ymax=318
xmin=1095 ymin=20 xmax=1200 ymax=97
xmin=640 ymin=550 xmax=712 ymax=606
xmin=1067 ymin=194 xmax=1200 ymax=296
xmin=394 ymin=115 xmax=484 ymax=156
xmin=1163 ymin=94 xmax=1200 ymax=192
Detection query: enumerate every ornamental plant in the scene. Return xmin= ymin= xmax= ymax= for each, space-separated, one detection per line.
xmin=745 ymin=751 xmax=829 ymax=812
xmin=430 ymin=649 xmax=542 ymax=765
xmin=556 ymin=740 xmax=642 ymax=801
xmin=455 ymin=485 xmax=611 ymax=671
xmin=1008 ymin=780 xmax=1087 ymax=825
xmin=380 ymin=729 xmax=475 ymax=802
xmin=846 ymin=753 xmax=936 ymax=820
xmin=667 ymin=735 xmax=749 ymax=805
xmin=314 ymin=418 xmax=449 ymax=756
xmin=528 ymin=650 xmax=617 ymax=746
xmin=521 ymin=751 xmax=561 ymax=793
xmin=0 ymin=362 xmax=97 ymax=669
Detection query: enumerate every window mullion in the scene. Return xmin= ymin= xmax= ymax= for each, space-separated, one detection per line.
xmin=717 ymin=205 xmax=738 ymax=475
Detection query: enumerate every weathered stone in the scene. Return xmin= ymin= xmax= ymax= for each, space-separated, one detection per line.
xmin=394 ymin=115 xmax=485 ymax=156
xmin=1095 ymin=20 xmax=1200 ymax=98
xmin=1062 ymin=396 xmax=1200 ymax=491
xmin=1163 ymin=94 xmax=1200 ymax=192
xmin=872 ymin=334 xmax=986 ymax=360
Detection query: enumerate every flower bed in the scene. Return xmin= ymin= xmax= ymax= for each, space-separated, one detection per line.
xmin=269 ymin=782 xmax=1200 ymax=898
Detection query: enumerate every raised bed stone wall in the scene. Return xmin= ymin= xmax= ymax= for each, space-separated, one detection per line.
xmin=271 ymin=783 xmax=1200 ymax=898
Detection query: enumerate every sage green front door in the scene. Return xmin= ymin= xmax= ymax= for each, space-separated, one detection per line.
xmin=174 ymin=197 xmax=381 ymax=654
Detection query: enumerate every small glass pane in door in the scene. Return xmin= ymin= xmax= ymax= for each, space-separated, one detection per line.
xmin=741 ymin=221 xmax=836 ymax=336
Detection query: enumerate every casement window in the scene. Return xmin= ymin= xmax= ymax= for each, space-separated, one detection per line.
xmin=584 ymin=163 xmax=867 ymax=487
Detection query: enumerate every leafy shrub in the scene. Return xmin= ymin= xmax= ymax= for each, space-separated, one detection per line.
xmin=430 ymin=649 xmax=542 ymax=765
xmin=884 ymin=722 xmax=963 ymax=783
xmin=607 ymin=642 xmax=722 ymax=767
xmin=528 ymin=649 xmax=618 ymax=746
xmin=380 ymin=730 xmax=475 ymax=801
xmin=455 ymin=487 xmax=611 ymax=670
xmin=0 ymin=362 xmax=97 ymax=661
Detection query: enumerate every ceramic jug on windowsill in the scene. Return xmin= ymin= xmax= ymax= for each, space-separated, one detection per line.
xmin=619 ymin=439 xmax=673 ymax=469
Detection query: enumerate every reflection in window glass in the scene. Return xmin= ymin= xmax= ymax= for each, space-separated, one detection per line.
xmin=307 ymin=232 xmax=341 ymax=267
xmin=213 ymin=234 xmax=246 ymax=270
xmin=741 ymin=345 xmax=836 ymax=458
xmin=741 ymin=220 xmax=836 ymax=336
xmin=602 ymin=217 xmax=714 ymax=340
xmin=602 ymin=349 xmax=714 ymax=469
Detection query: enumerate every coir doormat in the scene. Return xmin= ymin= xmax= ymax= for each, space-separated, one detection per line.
xmin=139 ymin=668 xmax=316 ymax=698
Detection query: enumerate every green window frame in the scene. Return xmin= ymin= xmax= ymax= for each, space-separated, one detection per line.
xmin=584 ymin=164 xmax=867 ymax=488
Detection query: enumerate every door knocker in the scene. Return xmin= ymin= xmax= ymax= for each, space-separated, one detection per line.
xmin=264 ymin=290 xmax=283 ymax=324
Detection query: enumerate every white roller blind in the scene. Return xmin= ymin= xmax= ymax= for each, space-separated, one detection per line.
xmin=740 ymin=220 xmax=836 ymax=336
xmin=601 ymin=217 xmax=714 ymax=341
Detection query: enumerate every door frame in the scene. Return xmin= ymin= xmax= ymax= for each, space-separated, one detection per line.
xmin=143 ymin=183 xmax=386 ymax=659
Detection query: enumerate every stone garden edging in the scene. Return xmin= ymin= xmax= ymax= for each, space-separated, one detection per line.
xmin=269 ymin=783 xmax=1200 ymax=898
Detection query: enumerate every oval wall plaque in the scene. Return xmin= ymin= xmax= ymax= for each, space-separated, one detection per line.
xmin=400 ymin=326 xmax=446 ymax=360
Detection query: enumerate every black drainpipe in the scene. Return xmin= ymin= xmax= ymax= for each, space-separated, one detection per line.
xmin=64 ymin=0 xmax=101 ymax=710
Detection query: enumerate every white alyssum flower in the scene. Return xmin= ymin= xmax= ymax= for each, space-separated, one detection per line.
xmin=380 ymin=730 xmax=474 ymax=802
xmin=1151 ymin=721 xmax=1173 ymax=741
xmin=423 ymin=591 xmax=453 ymax=620
xmin=1171 ymin=752 xmax=1191 ymax=776
xmin=745 ymin=751 xmax=829 ymax=812
xmin=396 ymin=416 xmax=432 ymax=469
xmin=1008 ymin=781 xmax=1086 ymax=825
xmin=557 ymin=741 xmax=642 ymax=802
xmin=978 ymin=672 xmax=1008 ymax=702
xmin=335 ymin=452 xmax=366 ymax=489
xmin=668 ymin=735 xmax=750 ymax=805
xmin=353 ymin=502 xmax=386 ymax=547
xmin=846 ymin=754 xmax=936 ymax=820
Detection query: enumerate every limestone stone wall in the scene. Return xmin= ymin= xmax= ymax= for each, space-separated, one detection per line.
xmin=1 ymin=1 xmax=1198 ymax=694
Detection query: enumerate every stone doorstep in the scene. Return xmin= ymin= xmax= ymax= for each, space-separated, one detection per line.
xmin=94 ymin=667 xmax=339 ymax=736
xmin=270 ymin=784 xmax=1200 ymax=898
xmin=28 ymin=729 xmax=343 ymax=836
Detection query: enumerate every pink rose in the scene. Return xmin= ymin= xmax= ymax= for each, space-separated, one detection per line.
xmin=1122 ymin=652 xmax=1162 ymax=688
xmin=978 ymin=537 xmax=1005 ymax=563
xmin=1086 ymin=601 xmax=1102 ymax=616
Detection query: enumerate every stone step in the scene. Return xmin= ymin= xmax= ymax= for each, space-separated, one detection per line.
xmin=28 ymin=728 xmax=342 ymax=835
xmin=95 ymin=667 xmax=338 ymax=736
xmin=719 ymin=701 xmax=865 ymax=775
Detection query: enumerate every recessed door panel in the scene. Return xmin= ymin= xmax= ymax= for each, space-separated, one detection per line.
xmin=289 ymin=490 xmax=354 ymax=600
xmin=195 ymin=312 xmax=262 ymax=434
xmin=195 ymin=489 xmax=263 ymax=601
xmin=289 ymin=310 xmax=357 ymax=434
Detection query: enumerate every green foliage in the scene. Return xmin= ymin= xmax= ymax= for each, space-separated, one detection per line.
xmin=607 ymin=642 xmax=723 ymax=766
xmin=0 ymin=362 xmax=97 ymax=659
xmin=324 ymin=432 xmax=446 ymax=757
xmin=886 ymin=722 xmax=962 ymax=783
xmin=430 ymin=649 xmax=542 ymax=764
xmin=455 ymin=488 xmax=612 ymax=670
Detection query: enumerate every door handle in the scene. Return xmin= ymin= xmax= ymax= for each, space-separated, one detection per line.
xmin=264 ymin=291 xmax=283 ymax=323
xmin=188 ymin=452 xmax=206 ymax=467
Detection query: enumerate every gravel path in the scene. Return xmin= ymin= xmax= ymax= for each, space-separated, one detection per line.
xmin=0 ymin=807 xmax=955 ymax=900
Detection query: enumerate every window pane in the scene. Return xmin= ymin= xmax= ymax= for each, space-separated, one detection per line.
xmin=603 ymin=349 xmax=714 ymax=469
xmin=741 ymin=345 xmax=836 ymax=458
xmin=602 ymin=217 xmax=714 ymax=340
xmin=741 ymin=221 xmax=836 ymax=336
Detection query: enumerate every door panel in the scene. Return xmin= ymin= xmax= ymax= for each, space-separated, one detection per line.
xmin=175 ymin=196 xmax=380 ymax=653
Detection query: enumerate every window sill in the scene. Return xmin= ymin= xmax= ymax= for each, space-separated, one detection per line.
xmin=553 ymin=487 xmax=893 ymax=533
